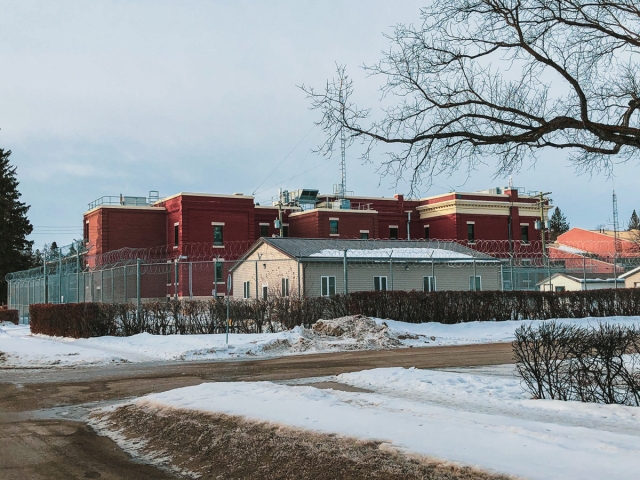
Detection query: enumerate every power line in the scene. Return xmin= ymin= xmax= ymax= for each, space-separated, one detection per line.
xmin=251 ymin=124 xmax=317 ymax=196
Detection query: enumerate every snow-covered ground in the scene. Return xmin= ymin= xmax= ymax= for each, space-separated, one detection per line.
xmin=119 ymin=365 xmax=640 ymax=480
xmin=2 ymin=315 xmax=640 ymax=368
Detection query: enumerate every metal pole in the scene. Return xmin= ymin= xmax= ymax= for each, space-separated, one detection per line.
xmin=406 ymin=211 xmax=411 ymax=240
xmin=297 ymin=259 xmax=301 ymax=298
xmin=473 ymin=258 xmax=477 ymax=291
xmin=189 ymin=262 xmax=193 ymax=299
xmin=583 ymin=256 xmax=587 ymax=291
xmin=123 ymin=265 xmax=127 ymax=302
xmin=100 ymin=269 xmax=104 ymax=303
xmin=431 ymin=259 xmax=435 ymax=291
xmin=500 ymin=262 xmax=504 ymax=291
xmin=214 ymin=258 xmax=218 ymax=298
xmin=226 ymin=274 xmax=231 ymax=345
xmin=389 ymin=250 xmax=394 ymax=291
xmin=510 ymin=256 xmax=514 ymax=291
xmin=136 ymin=259 xmax=141 ymax=319
xmin=343 ymin=249 xmax=348 ymax=295
xmin=255 ymin=260 xmax=259 ymax=299
xmin=58 ymin=252 xmax=62 ymax=304
xmin=111 ymin=267 xmax=115 ymax=303
xmin=76 ymin=249 xmax=80 ymax=303
xmin=43 ymin=251 xmax=48 ymax=303
xmin=174 ymin=259 xmax=178 ymax=300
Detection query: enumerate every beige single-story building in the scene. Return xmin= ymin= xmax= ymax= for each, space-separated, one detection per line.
xmin=620 ymin=266 xmax=640 ymax=289
xmin=230 ymin=238 xmax=502 ymax=299
xmin=536 ymin=272 xmax=621 ymax=292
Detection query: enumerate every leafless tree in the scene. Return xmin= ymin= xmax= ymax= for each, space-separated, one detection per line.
xmin=302 ymin=1 xmax=640 ymax=191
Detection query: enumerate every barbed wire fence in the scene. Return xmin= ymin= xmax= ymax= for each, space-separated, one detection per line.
xmin=6 ymin=239 xmax=640 ymax=323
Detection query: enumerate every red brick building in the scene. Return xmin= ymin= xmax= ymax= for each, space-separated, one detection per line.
xmin=83 ymin=187 xmax=549 ymax=296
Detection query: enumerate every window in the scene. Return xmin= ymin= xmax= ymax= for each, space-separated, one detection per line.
xmin=84 ymin=222 xmax=89 ymax=243
xmin=329 ymin=219 xmax=339 ymax=235
xmin=262 ymin=285 xmax=268 ymax=300
xmin=260 ymin=224 xmax=269 ymax=237
xmin=243 ymin=281 xmax=251 ymax=299
xmin=213 ymin=224 xmax=224 ymax=246
xmin=520 ymin=225 xmax=529 ymax=244
xmin=174 ymin=224 xmax=179 ymax=247
xmin=389 ymin=226 xmax=398 ymax=240
xmin=321 ymin=276 xmax=336 ymax=296
xmin=281 ymin=278 xmax=290 ymax=297
xmin=469 ymin=276 xmax=482 ymax=291
xmin=374 ymin=276 xmax=388 ymax=291
xmin=424 ymin=225 xmax=430 ymax=239
xmin=215 ymin=262 xmax=224 ymax=283
xmin=555 ymin=286 xmax=565 ymax=292
xmin=467 ymin=223 xmax=475 ymax=242
xmin=423 ymin=276 xmax=436 ymax=292
xmin=360 ymin=231 xmax=369 ymax=239
xmin=282 ymin=224 xmax=289 ymax=237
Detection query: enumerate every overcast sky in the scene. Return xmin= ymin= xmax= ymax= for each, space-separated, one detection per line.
xmin=1 ymin=0 xmax=638 ymax=248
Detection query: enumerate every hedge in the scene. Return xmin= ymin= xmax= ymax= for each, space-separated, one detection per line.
xmin=0 ymin=309 xmax=19 ymax=325
xmin=29 ymin=288 xmax=640 ymax=339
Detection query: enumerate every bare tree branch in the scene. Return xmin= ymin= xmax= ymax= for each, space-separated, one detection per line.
xmin=301 ymin=0 xmax=640 ymax=192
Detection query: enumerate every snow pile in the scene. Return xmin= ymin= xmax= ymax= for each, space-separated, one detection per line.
xmin=120 ymin=366 xmax=640 ymax=480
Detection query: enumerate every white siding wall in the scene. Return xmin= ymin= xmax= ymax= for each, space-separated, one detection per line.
xmin=303 ymin=261 xmax=501 ymax=297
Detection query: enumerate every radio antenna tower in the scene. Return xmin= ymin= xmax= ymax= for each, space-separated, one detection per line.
xmin=337 ymin=88 xmax=347 ymax=199
xmin=612 ymin=188 xmax=620 ymax=288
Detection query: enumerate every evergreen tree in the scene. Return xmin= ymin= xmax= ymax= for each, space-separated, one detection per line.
xmin=628 ymin=210 xmax=640 ymax=230
xmin=549 ymin=207 xmax=570 ymax=241
xmin=0 ymin=149 xmax=34 ymax=303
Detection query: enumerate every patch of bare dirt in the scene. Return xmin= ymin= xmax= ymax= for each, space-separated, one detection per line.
xmin=90 ymin=404 xmax=515 ymax=480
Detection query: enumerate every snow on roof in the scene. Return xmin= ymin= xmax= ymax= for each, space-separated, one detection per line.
xmin=309 ymin=247 xmax=471 ymax=259
xmin=554 ymin=244 xmax=587 ymax=255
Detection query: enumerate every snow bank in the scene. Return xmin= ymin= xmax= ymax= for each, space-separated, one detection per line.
xmin=130 ymin=367 xmax=640 ymax=480
xmin=2 ymin=315 xmax=640 ymax=368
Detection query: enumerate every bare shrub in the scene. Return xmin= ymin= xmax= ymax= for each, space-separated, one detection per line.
xmin=514 ymin=322 xmax=640 ymax=406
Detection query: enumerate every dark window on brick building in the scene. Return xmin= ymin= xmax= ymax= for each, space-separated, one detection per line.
xmin=282 ymin=225 xmax=289 ymax=237
xmin=389 ymin=227 xmax=398 ymax=240
xmin=260 ymin=225 xmax=269 ymax=237
xmin=84 ymin=222 xmax=89 ymax=243
xmin=174 ymin=224 xmax=179 ymax=247
xmin=424 ymin=226 xmax=430 ymax=239
xmin=360 ymin=231 xmax=369 ymax=239
xmin=213 ymin=225 xmax=224 ymax=246
xmin=330 ymin=220 xmax=339 ymax=235
xmin=520 ymin=225 xmax=529 ymax=244
xmin=467 ymin=223 xmax=475 ymax=242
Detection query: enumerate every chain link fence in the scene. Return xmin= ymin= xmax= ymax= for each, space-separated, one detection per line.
xmin=6 ymin=239 xmax=640 ymax=324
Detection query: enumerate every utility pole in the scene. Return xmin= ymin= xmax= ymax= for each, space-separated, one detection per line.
xmin=535 ymin=192 xmax=552 ymax=291
xmin=612 ymin=189 xmax=620 ymax=289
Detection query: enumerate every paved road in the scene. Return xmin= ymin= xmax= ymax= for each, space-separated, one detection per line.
xmin=0 ymin=343 xmax=513 ymax=479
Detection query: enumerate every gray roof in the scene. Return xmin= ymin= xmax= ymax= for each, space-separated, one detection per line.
xmin=259 ymin=237 xmax=496 ymax=260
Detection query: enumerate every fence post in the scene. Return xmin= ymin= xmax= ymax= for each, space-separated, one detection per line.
xmin=174 ymin=259 xmax=179 ymax=299
xmin=255 ymin=260 xmax=259 ymax=299
xmin=58 ymin=253 xmax=63 ymax=304
xmin=123 ymin=265 xmax=128 ymax=302
xmin=76 ymin=250 xmax=80 ymax=303
xmin=343 ymin=249 xmax=348 ymax=295
xmin=389 ymin=250 xmax=394 ymax=291
xmin=189 ymin=262 xmax=193 ymax=299
xmin=583 ymin=256 xmax=587 ymax=291
xmin=214 ymin=258 xmax=218 ymax=298
xmin=500 ymin=262 xmax=504 ymax=291
xmin=473 ymin=258 xmax=477 ymax=291
xmin=100 ymin=269 xmax=104 ymax=303
xmin=136 ymin=258 xmax=141 ymax=319
xmin=510 ymin=256 xmax=514 ymax=291
xmin=43 ymin=252 xmax=48 ymax=304
xmin=297 ymin=259 xmax=301 ymax=298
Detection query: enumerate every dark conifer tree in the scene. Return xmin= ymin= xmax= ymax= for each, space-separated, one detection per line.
xmin=0 ymin=149 xmax=34 ymax=303
xmin=628 ymin=210 xmax=640 ymax=231
xmin=549 ymin=207 xmax=570 ymax=241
